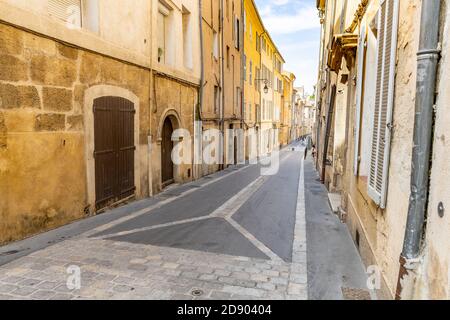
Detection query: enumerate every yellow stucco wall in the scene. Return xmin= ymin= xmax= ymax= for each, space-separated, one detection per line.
xmin=0 ymin=23 xmax=152 ymax=244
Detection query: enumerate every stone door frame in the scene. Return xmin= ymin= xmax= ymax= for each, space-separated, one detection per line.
xmin=84 ymin=85 xmax=141 ymax=212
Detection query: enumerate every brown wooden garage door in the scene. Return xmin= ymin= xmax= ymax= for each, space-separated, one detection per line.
xmin=94 ymin=96 xmax=136 ymax=210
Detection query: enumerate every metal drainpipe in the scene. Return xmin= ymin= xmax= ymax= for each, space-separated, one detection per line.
xmin=196 ymin=0 xmax=205 ymax=180
xmin=322 ymin=84 xmax=336 ymax=183
xmin=319 ymin=0 xmax=336 ymax=179
xmin=241 ymin=0 xmax=245 ymax=135
xmin=396 ymin=0 xmax=441 ymax=300
xmin=259 ymin=30 xmax=267 ymax=157
xmin=220 ymin=0 xmax=225 ymax=170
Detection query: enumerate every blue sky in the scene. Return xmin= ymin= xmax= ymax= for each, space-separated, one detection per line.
xmin=254 ymin=0 xmax=321 ymax=94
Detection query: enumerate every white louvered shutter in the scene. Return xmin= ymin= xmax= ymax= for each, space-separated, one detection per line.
xmin=354 ymin=22 xmax=367 ymax=175
xmin=368 ymin=0 xmax=399 ymax=208
xmin=48 ymin=0 xmax=82 ymax=27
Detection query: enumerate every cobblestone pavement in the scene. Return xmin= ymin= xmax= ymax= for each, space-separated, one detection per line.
xmin=0 ymin=146 xmax=308 ymax=300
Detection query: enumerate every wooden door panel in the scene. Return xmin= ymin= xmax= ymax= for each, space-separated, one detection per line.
xmin=94 ymin=96 xmax=135 ymax=210
xmin=161 ymin=118 xmax=174 ymax=185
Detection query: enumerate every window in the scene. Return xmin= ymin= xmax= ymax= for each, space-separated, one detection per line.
xmin=48 ymin=0 xmax=82 ymax=27
xmin=249 ymin=60 xmax=253 ymax=84
xmin=234 ymin=16 xmax=240 ymax=50
xmin=244 ymin=9 xmax=247 ymax=32
xmin=157 ymin=2 xmax=173 ymax=65
xmin=256 ymin=32 xmax=260 ymax=52
xmin=262 ymin=99 xmax=266 ymax=120
xmin=157 ymin=11 xmax=166 ymax=63
xmin=214 ymin=86 xmax=220 ymax=113
xmin=354 ymin=22 xmax=367 ymax=175
xmin=243 ymin=55 xmax=247 ymax=81
xmin=359 ymin=19 xmax=378 ymax=182
xmin=226 ymin=46 xmax=230 ymax=69
xmin=182 ymin=7 xmax=193 ymax=69
xmin=82 ymin=0 xmax=99 ymax=33
xmin=255 ymin=67 xmax=260 ymax=91
xmin=367 ymin=0 xmax=399 ymax=208
xmin=213 ymin=31 xmax=219 ymax=60
xmin=236 ymin=87 xmax=241 ymax=114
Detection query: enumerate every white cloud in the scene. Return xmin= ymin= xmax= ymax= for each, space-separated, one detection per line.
xmin=255 ymin=0 xmax=321 ymax=91
xmin=260 ymin=4 xmax=320 ymax=35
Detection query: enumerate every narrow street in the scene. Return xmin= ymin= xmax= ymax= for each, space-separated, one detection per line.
xmin=1 ymin=0 xmax=448 ymax=304
xmin=0 ymin=143 xmax=369 ymax=300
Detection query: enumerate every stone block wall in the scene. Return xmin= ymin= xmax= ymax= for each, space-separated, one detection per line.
xmin=0 ymin=23 xmax=152 ymax=244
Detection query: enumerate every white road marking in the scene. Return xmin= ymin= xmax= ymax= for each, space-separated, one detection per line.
xmin=287 ymin=149 xmax=308 ymax=299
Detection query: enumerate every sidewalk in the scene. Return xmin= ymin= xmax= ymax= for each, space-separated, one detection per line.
xmin=303 ymin=157 xmax=375 ymax=300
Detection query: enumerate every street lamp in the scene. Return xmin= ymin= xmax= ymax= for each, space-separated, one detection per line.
xmin=255 ymin=78 xmax=269 ymax=94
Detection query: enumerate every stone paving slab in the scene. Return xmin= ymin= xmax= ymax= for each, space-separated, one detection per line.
xmin=0 ymin=238 xmax=307 ymax=300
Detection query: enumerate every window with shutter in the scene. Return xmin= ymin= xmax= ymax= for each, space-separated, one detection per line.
xmin=354 ymin=22 xmax=367 ymax=176
xmin=48 ymin=0 xmax=82 ymax=27
xmin=243 ymin=55 xmax=247 ymax=81
xmin=367 ymin=0 xmax=399 ymax=208
xmin=235 ymin=17 xmax=240 ymax=50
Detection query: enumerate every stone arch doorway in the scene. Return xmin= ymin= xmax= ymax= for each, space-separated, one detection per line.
xmin=161 ymin=117 xmax=175 ymax=188
xmin=157 ymin=109 xmax=182 ymax=190
xmin=84 ymin=85 xmax=141 ymax=213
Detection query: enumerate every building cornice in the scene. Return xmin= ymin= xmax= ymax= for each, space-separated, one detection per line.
xmin=345 ymin=0 xmax=370 ymax=34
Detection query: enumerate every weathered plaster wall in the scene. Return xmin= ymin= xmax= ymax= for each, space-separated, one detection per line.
xmin=151 ymin=74 xmax=197 ymax=194
xmin=0 ymin=24 xmax=151 ymax=244
xmin=199 ymin=0 xmax=221 ymax=176
xmin=415 ymin=0 xmax=450 ymax=300
xmin=343 ymin=0 xmax=423 ymax=299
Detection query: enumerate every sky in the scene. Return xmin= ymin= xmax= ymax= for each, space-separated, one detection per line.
xmin=254 ymin=0 xmax=321 ymax=94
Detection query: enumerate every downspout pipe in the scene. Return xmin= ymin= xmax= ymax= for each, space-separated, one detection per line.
xmin=259 ymin=30 xmax=267 ymax=157
xmin=198 ymin=0 xmax=204 ymax=118
xmin=196 ymin=0 xmax=205 ymax=179
xmin=396 ymin=0 xmax=441 ymax=300
xmin=241 ymin=0 xmax=245 ymax=133
xmin=220 ymin=0 xmax=226 ymax=170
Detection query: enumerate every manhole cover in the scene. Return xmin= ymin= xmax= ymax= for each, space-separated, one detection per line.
xmin=341 ymin=287 xmax=371 ymax=300
xmin=191 ymin=289 xmax=204 ymax=297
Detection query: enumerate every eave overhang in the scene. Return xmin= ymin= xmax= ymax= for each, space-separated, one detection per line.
xmin=327 ymin=33 xmax=358 ymax=72
xmin=316 ymin=0 xmax=326 ymax=11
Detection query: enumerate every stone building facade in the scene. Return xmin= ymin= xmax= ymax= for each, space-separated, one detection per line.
xmin=0 ymin=0 xmax=295 ymax=248
xmin=314 ymin=0 xmax=449 ymax=299
xmin=280 ymin=71 xmax=295 ymax=147
xmin=0 ymin=0 xmax=199 ymax=244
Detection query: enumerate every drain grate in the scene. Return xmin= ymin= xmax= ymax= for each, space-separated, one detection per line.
xmin=191 ymin=289 xmax=204 ymax=297
xmin=341 ymin=287 xmax=371 ymax=300
xmin=0 ymin=250 xmax=20 ymax=257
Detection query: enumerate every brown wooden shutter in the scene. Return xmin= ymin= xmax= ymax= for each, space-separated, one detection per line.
xmin=368 ymin=0 xmax=399 ymax=208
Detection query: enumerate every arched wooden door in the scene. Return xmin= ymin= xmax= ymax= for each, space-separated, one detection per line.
xmin=94 ymin=96 xmax=135 ymax=210
xmin=161 ymin=117 xmax=174 ymax=188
